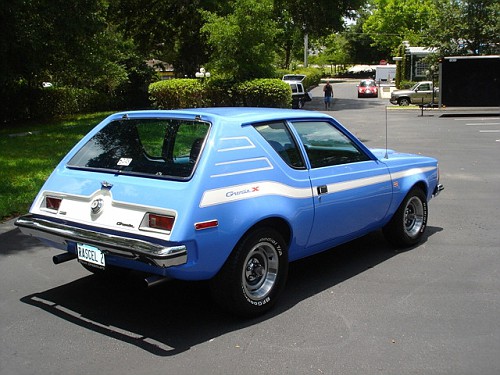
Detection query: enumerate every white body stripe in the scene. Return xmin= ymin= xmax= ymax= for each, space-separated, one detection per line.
xmin=200 ymin=181 xmax=312 ymax=208
xmin=210 ymin=157 xmax=274 ymax=178
xmin=200 ymin=166 xmax=436 ymax=208
xmin=218 ymin=136 xmax=256 ymax=152
xmin=391 ymin=166 xmax=435 ymax=179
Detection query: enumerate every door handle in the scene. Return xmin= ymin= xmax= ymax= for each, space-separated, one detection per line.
xmin=317 ymin=185 xmax=328 ymax=195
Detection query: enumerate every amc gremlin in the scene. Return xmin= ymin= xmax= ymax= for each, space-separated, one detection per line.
xmin=16 ymin=108 xmax=443 ymax=316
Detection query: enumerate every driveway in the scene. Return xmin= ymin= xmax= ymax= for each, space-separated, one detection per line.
xmin=1 ymin=85 xmax=500 ymax=375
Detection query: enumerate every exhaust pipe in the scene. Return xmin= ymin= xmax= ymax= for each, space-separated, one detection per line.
xmin=144 ymin=275 xmax=170 ymax=288
xmin=53 ymin=252 xmax=77 ymax=265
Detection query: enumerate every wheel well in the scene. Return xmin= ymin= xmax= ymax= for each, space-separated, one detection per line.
xmin=413 ymin=181 xmax=428 ymax=196
xmin=243 ymin=217 xmax=292 ymax=247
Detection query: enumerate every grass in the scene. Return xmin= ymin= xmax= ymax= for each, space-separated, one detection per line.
xmin=0 ymin=112 xmax=113 ymax=222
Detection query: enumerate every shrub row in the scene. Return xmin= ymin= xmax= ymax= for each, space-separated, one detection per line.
xmin=149 ymin=78 xmax=292 ymax=109
xmin=0 ymin=86 xmax=113 ymax=123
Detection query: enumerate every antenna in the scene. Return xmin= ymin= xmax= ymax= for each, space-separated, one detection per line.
xmin=384 ymin=106 xmax=389 ymax=159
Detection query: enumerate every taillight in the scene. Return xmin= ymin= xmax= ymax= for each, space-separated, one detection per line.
xmin=45 ymin=196 xmax=62 ymax=211
xmin=148 ymin=213 xmax=174 ymax=231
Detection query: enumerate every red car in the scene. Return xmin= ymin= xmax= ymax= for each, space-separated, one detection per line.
xmin=357 ymin=79 xmax=378 ymax=98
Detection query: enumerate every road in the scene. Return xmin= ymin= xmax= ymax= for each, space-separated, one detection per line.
xmin=1 ymin=82 xmax=500 ymax=375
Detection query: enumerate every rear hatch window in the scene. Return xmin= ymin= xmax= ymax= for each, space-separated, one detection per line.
xmin=68 ymin=118 xmax=210 ymax=179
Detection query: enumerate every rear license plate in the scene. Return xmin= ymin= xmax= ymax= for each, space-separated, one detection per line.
xmin=77 ymin=243 xmax=105 ymax=268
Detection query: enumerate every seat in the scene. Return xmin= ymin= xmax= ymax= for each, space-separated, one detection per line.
xmin=189 ymin=138 xmax=204 ymax=163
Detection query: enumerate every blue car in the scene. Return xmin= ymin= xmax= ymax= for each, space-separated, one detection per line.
xmin=16 ymin=108 xmax=443 ymax=316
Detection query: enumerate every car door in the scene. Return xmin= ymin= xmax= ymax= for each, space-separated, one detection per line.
xmin=414 ymin=83 xmax=432 ymax=104
xmin=290 ymin=120 xmax=393 ymax=247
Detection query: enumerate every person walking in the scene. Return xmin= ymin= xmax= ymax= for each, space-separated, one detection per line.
xmin=323 ymin=81 xmax=333 ymax=110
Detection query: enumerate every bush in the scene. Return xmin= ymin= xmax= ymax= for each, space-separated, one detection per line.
xmin=204 ymin=78 xmax=240 ymax=107
xmin=32 ymin=87 xmax=111 ymax=118
xmin=149 ymin=78 xmax=292 ymax=109
xmin=0 ymin=85 xmax=111 ymax=123
xmin=237 ymin=79 xmax=291 ymax=108
xmin=149 ymin=79 xmax=204 ymax=109
xmin=399 ymin=80 xmax=416 ymax=89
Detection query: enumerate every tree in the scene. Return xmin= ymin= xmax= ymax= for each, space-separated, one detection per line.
xmin=201 ymin=0 xmax=278 ymax=80
xmin=363 ymin=0 xmax=438 ymax=54
xmin=426 ymin=0 xmax=500 ymax=55
xmin=273 ymin=0 xmax=365 ymax=68
xmin=1 ymin=0 xmax=133 ymax=91
xmin=108 ymin=0 xmax=225 ymax=77
xmin=343 ymin=7 xmax=393 ymax=64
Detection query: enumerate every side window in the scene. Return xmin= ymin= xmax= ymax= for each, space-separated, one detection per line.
xmin=291 ymin=121 xmax=370 ymax=168
xmin=254 ymin=121 xmax=305 ymax=169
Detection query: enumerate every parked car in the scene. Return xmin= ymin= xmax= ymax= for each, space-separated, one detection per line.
xmin=357 ymin=79 xmax=378 ymax=98
xmin=16 ymin=108 xmax=443 ymax=317
xmin=284 ymin=80 xmax=312 ymax=108
xmin=390 ymin=81 xmax=439 ymax=106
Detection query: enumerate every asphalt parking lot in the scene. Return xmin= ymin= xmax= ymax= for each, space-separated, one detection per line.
xmin=1 ymin=82 xmax=499 ymax=375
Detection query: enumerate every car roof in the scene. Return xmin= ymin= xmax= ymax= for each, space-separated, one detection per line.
xmin=282 ymin=74 xmax=306 ymax=82
xmin=112 ymin=107 xmax=331 ymax=125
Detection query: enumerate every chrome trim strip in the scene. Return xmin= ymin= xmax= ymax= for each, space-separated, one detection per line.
xmin=15 ymin=215 xmax=187 ymax=268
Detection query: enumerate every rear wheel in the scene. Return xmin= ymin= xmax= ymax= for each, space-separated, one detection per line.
xmin=210 ymin=227 xmax=288 ymax=317
xmin=383 ymin=187 xmax=428 ymax=247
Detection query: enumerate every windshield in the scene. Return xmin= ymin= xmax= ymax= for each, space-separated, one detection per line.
xmin=67 ymin=118 xmax=210 ymax=179
xmin=359 ymin=81 xmax=375 ymax=87
xmin=411 ymin=83 xmax=420 ymax=90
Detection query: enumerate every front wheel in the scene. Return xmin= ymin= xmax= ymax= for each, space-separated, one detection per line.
xmin=210 ymin=228 xmax=288 ymax=317
xmin=383 ymin=187 xmax=428 ymax=247
xmin=398 ymin=97 xmax=410 ymax=106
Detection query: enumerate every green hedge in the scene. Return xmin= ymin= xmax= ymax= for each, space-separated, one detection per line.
xmin=149 ymin=79 xmax=204 ymax=109
xmin=148 ymin=78 xmax=291 ymax=109
xmin=0 ymin=85 xmax=111 ymax=123
xmin=237 ymin=79 xmax=291 ymax=108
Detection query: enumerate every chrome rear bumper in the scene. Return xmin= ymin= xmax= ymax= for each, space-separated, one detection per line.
xmin=15 ymin=214 xmax=187 ymax=268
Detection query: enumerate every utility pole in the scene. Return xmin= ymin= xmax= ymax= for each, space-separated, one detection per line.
xmin=304 ymin=33 xmax=308 ymax=68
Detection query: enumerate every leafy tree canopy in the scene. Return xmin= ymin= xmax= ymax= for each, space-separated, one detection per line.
xmin=363 ymin=0 xmax=438 ymax=53
xmin=426 ymin=0 xmax=500 ymax=56
xmin=201 ymin=0 xmax=277 ymax=80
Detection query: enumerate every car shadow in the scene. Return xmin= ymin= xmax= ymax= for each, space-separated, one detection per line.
xmin=20 ymin=227 xmax=442 ymax=357
xmin=306 ymin=96 xmax=387 ymax=112
xmin=0 ymin=221 xmax=45 ymax=257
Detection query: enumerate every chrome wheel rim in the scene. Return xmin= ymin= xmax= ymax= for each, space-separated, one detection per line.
xmin=404 ymin=197 xmax=424 ymax=237
xmin=242 ymin=241 xmax=278 ymax=301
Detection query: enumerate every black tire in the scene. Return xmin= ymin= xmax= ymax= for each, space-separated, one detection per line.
xmin=210 ymin=227 xmax=288 ymax=317
xmin=398 ymin=97 xmax=410 ymax=106
xmin=383 ymin=187 xmax=428 ymax=247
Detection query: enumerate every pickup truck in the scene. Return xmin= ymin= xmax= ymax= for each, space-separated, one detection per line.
xmin=390 ymin=81 xmax=439 ymax=106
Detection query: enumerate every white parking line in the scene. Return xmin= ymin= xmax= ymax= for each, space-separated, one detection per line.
xmin=466 ymin=123 xmax=500 ymax=126
xmin=479 ymin=130 xmax=500 ymax=133
xmin=454 ymin=118 xmax=499 ymax=121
